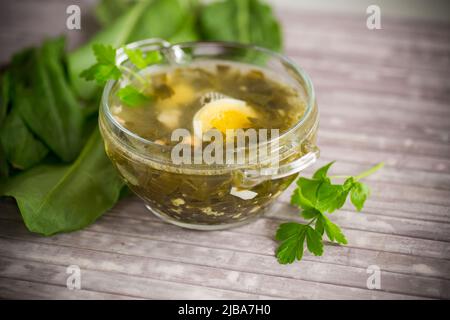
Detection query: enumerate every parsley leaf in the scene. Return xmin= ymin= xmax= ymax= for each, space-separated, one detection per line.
xmin=276 ymin=162 xmax=383 ymax=264
xmin=117 ymin=85 xmax=152 ymax=107
xmin=124 ymin=48 xmax=162 ymax=70
xmin=292 ymin=172 xmax=350 ymax=214
xmin=301 ymin=208 xmax=320 ymax=220
xmin=305 ymin=226 xmax=324 ymax=256
xmin=80 ymin=44 xmax=162 ymax=107
xmin=80 ymin=63 xmax=121 ymax=84
xmin=80 ymin=44 xmax=120 ymax=84
xmin=312 ymin=161 xmax=334 ymax=180
xmin=351 ymin=181 xmax=370 ymax=211
xmin=315 ymin=215 xmax=325 ymax=235
xmin=319 ymin=213 xmax=348 ymax=244
xmin=93 ymin=43 xmax=116 ymax=65
xmin=276 ymin=223 xmax=323 ymax=264
xmin=275 ymin=222 xmax=306 ymax=264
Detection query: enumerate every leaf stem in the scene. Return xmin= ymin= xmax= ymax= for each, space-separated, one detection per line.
xmin=329 ymin=162 xmax=384 ymax=181
xmin=354 ymin=162 xmax=384 ymax=180
xmin=119 ymin=65 xmax=148 ymax=87
xmin=306 ymin=217 xmax=317 ymax=226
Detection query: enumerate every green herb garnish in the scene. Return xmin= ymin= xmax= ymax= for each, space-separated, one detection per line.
xmin=79 ymin=44 xmax=121 ymax=84
xmin=116 ymin=85 xmax=152 ymax=107
xmin=80 ymin=44 xmax=161 ymax=107
xmin=276 ymin=162 xmax=384 ymax=264
xmin=124 ymin=48 xmax=162 ymax=69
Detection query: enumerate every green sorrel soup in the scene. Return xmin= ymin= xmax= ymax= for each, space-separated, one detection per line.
xmin=100 ymin=60 xmax=315 ymax=227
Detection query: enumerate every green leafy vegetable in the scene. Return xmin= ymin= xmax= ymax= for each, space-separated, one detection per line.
xmin=0 ymin=73 xmax=12 ymax=177
xmin=199 ymin=0 xmax=282 ymax=52
xmin=81 ymin=44 xmax=161 ymax=107
xmin=351 ymin=181 xmax=370 ymax=211
xmin=95 ymin=0 xmax=138 ymax=27
xmin=126 ymin=0 xmax=198 ymax=43
xmin=276 ymin=223 xmax=324 ymax=264
xmin=305 ymin=226 xmax=324 ymax=256
xmin=0 ymin=108 xmax=48 ymax=170
xmin=318 ymin=213 xmax=347 ymax=244
xmin=275 ymin=223 xmax=306 ymax=264
xmin=117 ymin=85 xmax=152 ymax=107
xmin=0 ymin=72 xmax=9 ymax=126
xmin=276 ymin=162 xmax=384 ymax=264
xmin=0 ymin=38 xmax=85 ymax=167
xmin=80 ymin=44 xmax=121 ymax=84
xmin=168 ymin=13 xmax=199 ymax=43
xmin=124 ymin=48 xmax=162 ymax=69
xmin=14 ymin=37 xmax=85 ymax=162
xmin=0 ymin=128 xmax=124 ymax=236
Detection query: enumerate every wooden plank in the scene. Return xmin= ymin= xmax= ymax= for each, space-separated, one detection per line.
xmin=83 ymin=216 xmax=450 ymax=260
xmin=280 ymin=12 xmax=450 ymax=50
xmin=2 ymin=199 xmax=449 ymax=259
xmin=293 ymin=56 xmax=450 ymax=105
xmin=95 ymin=198 xmax=450 ymax=243
xmin=305 ymin=160 xmax=450 ymax=191
xmin=277 ymin=9 xmax=450 ymax=38
xmin=0 ymin=256 xmax=277 ymax=300
xmin=359 ymin=200 xmax=450 ymax=223
xmin=277 ymin=175 xmax=450 ymax=207
xmin=319 ymin=114 xmax=450 ymax=146
xmin=1 ymin=201 xmax=449 ymax=281
xmin=1 ymin=232 xmax=445 ymax=299
xmin=318 ymin=130 xmax=450 ymax=160
xmin=267 ymin=202 xmax=450 ymax=242
xmin=0 ymin=240 xmax=431 ymax=299
xmin=1 ymin=214 xmax=449 ymax=281
xmin=318 ymin=145 xmax=450 ymax=176
xmin=109 ymin=194 xmax=450 ymax=230
xmin=0 ymin=278 xmax=134 ymax=300
xmin=318 ymin=87 xmax=450 ymax=117
xmin=318 ymin=101 xmax=450 ymax=137
xmin=285 ymin=31 xmax=450 ymax=74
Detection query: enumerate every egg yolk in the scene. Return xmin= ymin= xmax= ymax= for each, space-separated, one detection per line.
xmin=193 ymin=98 xmax=257 ymax=138
xmin=209 ymin=110 xmax=253 ymax=133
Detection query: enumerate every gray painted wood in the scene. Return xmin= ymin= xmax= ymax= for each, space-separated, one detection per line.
xmin=0 ymin=0 xmax=449 ymax=299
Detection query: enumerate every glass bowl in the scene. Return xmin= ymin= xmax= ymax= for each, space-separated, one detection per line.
xmin=99 ymin=39 xmax=319 ymax=230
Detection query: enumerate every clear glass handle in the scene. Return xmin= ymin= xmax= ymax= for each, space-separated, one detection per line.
xmin=118 ymin=39 xmax=191 ymax=65
xmin=237 ymin=143 xmax=320 ymax=188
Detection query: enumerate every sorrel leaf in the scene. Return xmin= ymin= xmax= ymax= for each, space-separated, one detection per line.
xmin=0 ymin=108 xmax=48 ymax=170
xmin=199 ymin=0 xmax=282 ymax=52
xmin=15 ymin=37 xmax=85 ymax=162
xmin=0 ymin=128 xmax=124 ymax=236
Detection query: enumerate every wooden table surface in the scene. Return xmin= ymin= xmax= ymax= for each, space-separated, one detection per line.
xmin=0 ymin=1 xmax=449 ymax=299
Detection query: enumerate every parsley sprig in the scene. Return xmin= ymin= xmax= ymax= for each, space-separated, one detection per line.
xmin=276 ymin=162 xmax=384 ymax=264
xmin=80 ymin=44 xmax=162 ymax=107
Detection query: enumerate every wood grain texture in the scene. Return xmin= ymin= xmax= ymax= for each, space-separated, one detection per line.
xmin=0 ymin=1 xmax=449 ymax=299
